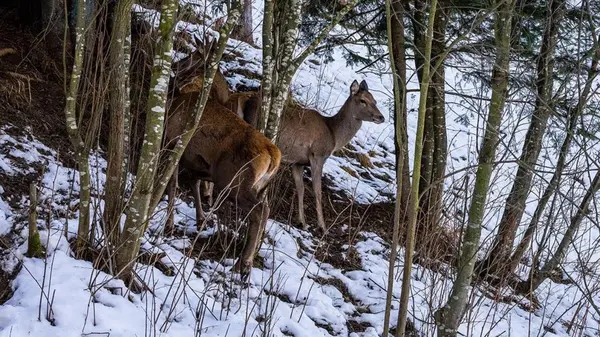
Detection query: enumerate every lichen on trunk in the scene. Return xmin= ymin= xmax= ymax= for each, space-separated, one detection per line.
xmin=116 ymin=0 xmax=179 ymax=282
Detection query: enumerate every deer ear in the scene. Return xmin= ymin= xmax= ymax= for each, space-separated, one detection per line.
xmin=359 ymin=80 xmax=369 ymax=91
xmin=350 ymin=80 xmax=360 ymax=95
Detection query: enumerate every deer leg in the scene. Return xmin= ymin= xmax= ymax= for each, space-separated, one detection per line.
xmin=166 ymin=165 xmax=178 ymax=234
xmin=192 ymin=179 xmax=207 ymax=230
xmin=291 ymin=164 xmax=307 ymax=230
xmin=310 ymin=155 xmax=326 ymax=231
xmin=231 ymin=189 xmax=267 ymax=277
xmin=201 ymin=181 xmax=214 ymax=207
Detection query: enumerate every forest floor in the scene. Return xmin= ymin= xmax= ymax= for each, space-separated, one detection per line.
xmin=0 ymin=2 xmax=598 ymax=337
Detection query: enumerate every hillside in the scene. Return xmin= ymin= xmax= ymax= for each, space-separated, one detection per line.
xmin=0 ymin=1 xmax=599 ymax=337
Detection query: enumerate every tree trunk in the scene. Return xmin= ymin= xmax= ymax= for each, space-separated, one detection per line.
xmin=116 ymin=0 xmax=179 ymax=282
xmin=27 ymin=183 xmax=44 ymax=258
xmin=231 ymin=0 xmax=253 ymax=44
xmin=63 ymin=0 xmax=90 ymax=256
xmin=396 ymin=0 xmax=438 ymax=335
xmin=417 ymin=2 xmax=448 ymax=253
xmin=104 ymin=0 xmax=133 ymax=271
xmin=482 ymin=0 xmax=565 ymax=278
xmin=383 ymin=0 xmax=408 ymax=335
xmin=434 ymin=0 xmax=515 ymax=334
xmin=509 ymin=40 xmax=600 ymax=274
xmin=523 ymin=168 xmax=600 ymax=292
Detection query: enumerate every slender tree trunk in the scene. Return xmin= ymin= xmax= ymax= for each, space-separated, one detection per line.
xmin=104 ymin=0 xmax=133 ymax=269
xmin=483 ymin=0 xmax=565 ymax=277
xmin=417 ymin=2 xmax=448 ymax=252
xmin=523 ymin=168 xmax=600 ymax=292
xmin=63 ymin=0 xmax=90 ymax=256
xmin=231 ymin=0 xmax=253 ymax=44
xmin=258 ymin=0 xmax=275 ymax=133
xmin=396 ymin=0 xmax=437 ymax=335
xmin=434 ymin=0 xmax=515 ymax=334
xmin=115 ymin=0 xmax=179 ymax=282
xmin=509 ymin=42 xmax=600 ymax=273
xmin=383 ymin=0 xmax=408 ymax=335
xmin=27 ymin=183 xmax=44 ymax=258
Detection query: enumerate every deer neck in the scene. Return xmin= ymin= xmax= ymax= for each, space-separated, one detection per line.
xmin=326 ymin=100 xmax=363 ymax=152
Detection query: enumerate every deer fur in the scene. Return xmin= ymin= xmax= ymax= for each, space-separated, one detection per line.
xmin=163 ymin=53 xmax=281 ymax=275
xmin=235 ymin=80 xmax=385 ymax=230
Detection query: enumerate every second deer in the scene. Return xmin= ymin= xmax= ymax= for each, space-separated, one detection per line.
xmin=234 ymin=80 xmax=385 ymax=230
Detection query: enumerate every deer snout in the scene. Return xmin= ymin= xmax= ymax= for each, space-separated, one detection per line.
xmin=373 ymin=113 xmax=385 ymax=124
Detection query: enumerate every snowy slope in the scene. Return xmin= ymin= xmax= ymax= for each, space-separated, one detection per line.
xmin=0 ymin=127 xmax=599 ymax=336
xmin=1 ymin=1 xmax=600 ymax=337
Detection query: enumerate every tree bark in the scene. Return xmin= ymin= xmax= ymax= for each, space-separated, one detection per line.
xmin=231 ymin=0 xmax=253 ymax=44
xmin=508 ymin=40 xmax=600 ymax=274
xmin=434 ymin=0 xmax=515 ymax=334
xmin=396 ymin=0 xmax=438 ymax=335
xmin=483 ymin=0 xmax=565 ymax=277
xmin=116 ymin=0 xmax=179 ymax=282
xmin=104 ymin=0 xmax=133 ymax=271
xmin=27 ymin=183 xmax=44 ymax=258
xmin=383 ymin=0 xmax=408 ymax=335
xmin=417 ymin=1 xmax=448 ymax=252
xmin=63 ymin=0 xmax=90 ymax=256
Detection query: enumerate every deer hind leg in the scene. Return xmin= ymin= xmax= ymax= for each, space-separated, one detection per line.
xmin=192 ymin=179 xmax=207 ymax=230
xmin=229 ymin=188 xmax=268 ymax=277
xmin=201 ymin=180 xmax=214 ymax=207
xmin=291 ymin=164 xmax=307 ymax=230
xmin=166 ymin=164 xmax=179 ymax=234
xmin=309 ymin=155 xmax=326 ymax=231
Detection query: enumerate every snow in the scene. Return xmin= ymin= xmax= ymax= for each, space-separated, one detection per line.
xmin=1 ymin=125 xmax=599 ymax=336
xmin=1 ymin=0 xmax=600 ymax=336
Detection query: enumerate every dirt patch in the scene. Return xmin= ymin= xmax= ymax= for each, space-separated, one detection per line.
xmin=0 ymin=9 xmax=73 ymax=166
xmin=310 ymin=275 xmax=361 ymax=307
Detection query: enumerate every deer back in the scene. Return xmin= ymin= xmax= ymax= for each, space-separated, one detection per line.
xmin=165 ymin=92 xmax=280 ymax=188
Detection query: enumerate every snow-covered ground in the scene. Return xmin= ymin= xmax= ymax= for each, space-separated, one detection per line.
xmin=0 ymin=127 xmax=598 ymax=336
xmin=1 ymin=1 xmax=600 ymax=336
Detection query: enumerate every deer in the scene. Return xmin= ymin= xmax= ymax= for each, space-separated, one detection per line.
xmin=170 ymin=46 xmax=232 ymax=208
xmin=163 ymin=50 xmax=281 ymax=275
xmin=235 ymin=80 xmax=385 ymax=231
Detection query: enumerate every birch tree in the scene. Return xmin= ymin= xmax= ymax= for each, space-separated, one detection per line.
xmin=434 ymin=0 xmax=515 ymax=334
xmin=482 ymin=0 xmax=565 ymax=277
xmin=259 ymin=0 xmax=360 ymax=140
xmin=63 ymin=0 xmax=91 ymax=256
xmin=115 ymin=0 xmax=179 ymax=281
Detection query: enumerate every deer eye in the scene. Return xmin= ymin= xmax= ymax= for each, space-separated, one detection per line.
xmin=360 ymin=99 xmax=367 ymax=106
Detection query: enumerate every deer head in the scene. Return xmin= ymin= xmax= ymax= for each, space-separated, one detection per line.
xmin=171 ymin=35 xmax=221 ymax=94
xmin=348 ymin=80 xmax=385 ymax=124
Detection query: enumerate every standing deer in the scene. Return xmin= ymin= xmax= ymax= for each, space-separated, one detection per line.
xmin=235 ymin=80 xmax=385 ymax=230
xmin=163 ymin=52 xmax=281 ymax=275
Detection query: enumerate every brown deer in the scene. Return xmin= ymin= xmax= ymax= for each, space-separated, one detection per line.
xmin=170 ymin=48 xmax=231 ymax=208
xmin=163 ymin=52 xmax=281 ymax=275
xmin=236 ymin=80 xmax=385 ymax=230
